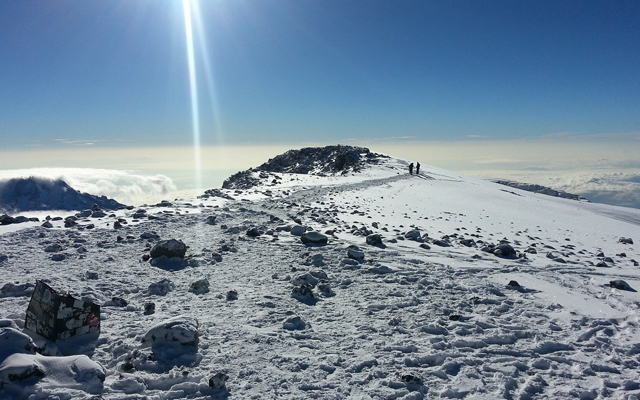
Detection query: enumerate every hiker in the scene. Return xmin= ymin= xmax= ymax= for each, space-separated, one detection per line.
xmin=408 ymin=163 xmax=414 ymax=175
xmin=416 ymin=162 xmax=420 ymax=174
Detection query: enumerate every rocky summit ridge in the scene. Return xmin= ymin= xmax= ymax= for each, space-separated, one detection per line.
xmin=222 ymin=145 xmax=388 ymax=189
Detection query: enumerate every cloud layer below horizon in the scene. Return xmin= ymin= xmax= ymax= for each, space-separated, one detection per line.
xmin=0 ymin=168 xmax=177 ymax=206
xmin=1 ymin=138 xmax=640 ymax=209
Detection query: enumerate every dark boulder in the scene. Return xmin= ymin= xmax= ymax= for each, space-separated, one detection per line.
xmin=150 ymin=239 xmax=187 ymax=259
xmin=494 ymin=243 xmax=517 ymax=259
xmin=609 ymin=280 xmax=634 ymax=291
xmin=0 ymin=215 xmax=14 ymax=225
xmin=366 ymin=234 xmax=383 ymax=247
xmin=301 ymin=231 xmax=328 ymax=245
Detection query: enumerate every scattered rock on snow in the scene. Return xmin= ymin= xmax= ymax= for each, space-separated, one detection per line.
xmin=619 ymin=237 xmax=634 ymax=245
xmin=189 ymin=279 xmax=210 ymax=295
xmin=493 ymin=243 xmax=517 ymax=259
xmin=610 ymin=280 xmax=635 ymax=291
xmin=291 ymin=272 xmax=320 ymax=287
xmin=301 ymin=231 xmax=328 ymax=245
xmin=292 ymin=284 xmax=315 ymax=302
xmin=404 ymin=230 xmax=421 ymax=241
xmin=0 ymin=215 xmax=15 ymax=225
xmin=347 ymin=245 xmax=365 ymax=261
xmin=226 ymin=290 xmax=238 ymax=301
xmin=283 ymin=316 xmax=306 ymax=331
xmin=246 ymin=227 xmax=263 ymax=237
xmin=51 ymin=253 xmax=66 ymax=262
xmin=148 ymin=278 xmax=175 ymax=296
xmin=209 ymin=372 xmax=229 ymax=390
xmin=150 ymin=239 xmax=187 ymax=259
xmin=290 ymin=225 xmax=306 ymax=236
xmin=366 ymin=233 xmax=383 ymax=247
xmin=109 ymin=297 xmax=128 ymax=307
xmin=144 ymin=302 xmax=156 ymax=315
xmin=44 ymin=243 xmax=63 ymax=253
xmin=507 ymin=280 xmax=521 ymax=287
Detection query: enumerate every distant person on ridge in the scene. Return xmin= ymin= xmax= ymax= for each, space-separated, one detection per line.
xmin=416 ymin=162 xmax=420 ymax=174
xmin=408 ymin=163 xmax=414 ymax=175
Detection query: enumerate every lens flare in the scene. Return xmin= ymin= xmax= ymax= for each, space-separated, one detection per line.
xmin=182 ymin=0 xmax=202 ymax=193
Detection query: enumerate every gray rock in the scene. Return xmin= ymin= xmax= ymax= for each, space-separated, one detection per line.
xmin=347 ymin=245 xmax=365 ymax=261
xmin=290 ymin=225 xmax=306 ymax=236
xmin=189 ymin=279 xmax=210 ymax=295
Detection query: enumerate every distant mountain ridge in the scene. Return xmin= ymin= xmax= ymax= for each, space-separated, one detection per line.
xmin=0 ymin=177 xmax=125 ymax=212
xmin=222 ymin=145 xmax=389 ymax=189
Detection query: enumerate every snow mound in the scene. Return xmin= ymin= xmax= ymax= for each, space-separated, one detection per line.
xmin=0 ymin=353 xmax=105 ymax=397
xmin=0 ymin=177 xmax=125 ymax=212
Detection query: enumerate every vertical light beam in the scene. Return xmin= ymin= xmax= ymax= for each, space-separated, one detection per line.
xmin=182 ymin=0 xmax=202 ymax=194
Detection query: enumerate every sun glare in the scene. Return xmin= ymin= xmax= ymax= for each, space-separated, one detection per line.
xmin=182 ymin=0 xmax=202 ymax=193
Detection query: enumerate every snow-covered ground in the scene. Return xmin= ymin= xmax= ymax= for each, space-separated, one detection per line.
xmin=1 ymin=152 xmax=639 ymax=399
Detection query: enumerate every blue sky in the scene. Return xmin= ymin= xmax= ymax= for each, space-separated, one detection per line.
xmin=2 ymin=0 xmax=639 ymax=148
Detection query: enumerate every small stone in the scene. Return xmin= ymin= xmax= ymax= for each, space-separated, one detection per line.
xmin=111 ymin=297 xmax=128 ymax=307
xmin=144 ymin=302 xmax=156 ymax=315
xmin=507 ymin=280 xmax=520 ymax=287
xmin=85 ymin=271 xmax=99 ymax=280
xmin=292 ymin=284 xmax=314 ymax=300
xmin=226 ymin=290 xmax=238 ymax=301
xmin=246 ymin=227 xmax=262 ymax=237
xmin=44 ymin=243 xmax=63 ymax=253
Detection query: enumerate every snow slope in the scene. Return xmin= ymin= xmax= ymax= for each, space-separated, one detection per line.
xmin=0 ymin=149 xmax=639 ymax=400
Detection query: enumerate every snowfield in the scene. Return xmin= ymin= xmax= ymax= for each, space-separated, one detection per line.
xmin=1 ymin=149 xmax=640 ymax=400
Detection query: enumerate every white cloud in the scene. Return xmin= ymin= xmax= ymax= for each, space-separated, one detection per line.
xmin=0 ymin=168 xmax=177 ymax=205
